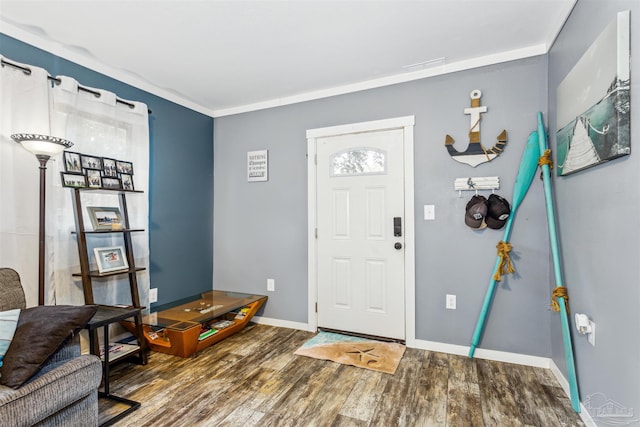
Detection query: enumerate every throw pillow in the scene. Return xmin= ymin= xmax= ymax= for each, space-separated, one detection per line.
xmin=0 ymin=305 xmax=98 ymax=389
xmin=0 ymin=309 xmax=21 ymax=374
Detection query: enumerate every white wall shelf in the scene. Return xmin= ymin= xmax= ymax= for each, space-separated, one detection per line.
xmin=454 ymin=176 xmax=499 ymax=196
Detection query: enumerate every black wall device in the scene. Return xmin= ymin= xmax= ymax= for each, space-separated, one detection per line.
xmin=394 ymin=217 xmax=402 ymax=237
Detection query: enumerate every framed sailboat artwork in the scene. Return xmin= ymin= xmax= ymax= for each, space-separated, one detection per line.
xmin=555 ymin=10 xmax=630 ymax=176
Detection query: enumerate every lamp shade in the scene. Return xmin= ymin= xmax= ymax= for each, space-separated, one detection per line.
xmin=11 ymin=133 xmax=73 ymax=158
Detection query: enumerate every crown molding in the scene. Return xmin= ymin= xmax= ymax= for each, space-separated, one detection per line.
xmin=0 ymin=20 xmax=212 ymax=116
xmin=212 ymin=43 xmax=547 ymax=117
xmin=2 ymin=19 xmax=548 ymax=119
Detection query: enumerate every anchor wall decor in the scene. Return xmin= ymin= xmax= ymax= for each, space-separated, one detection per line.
xmin=445 ymin=89 xmax=508 ymax=167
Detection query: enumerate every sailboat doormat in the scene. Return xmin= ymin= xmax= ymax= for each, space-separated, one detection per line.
xmin=294 ymin=331 xmax=406 ymax=374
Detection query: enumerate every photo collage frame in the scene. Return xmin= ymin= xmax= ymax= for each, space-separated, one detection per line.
xmin=61 ymin=151 xmax=135 ymax=190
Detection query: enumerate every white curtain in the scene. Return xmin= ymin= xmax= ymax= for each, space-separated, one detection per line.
xmin=0 ymin=57 xmax=150 ymax=309
xmin=0 ymin=57 xmax=52 ymax=307
xmin=50 ymin=76 xmax=150 ymax=309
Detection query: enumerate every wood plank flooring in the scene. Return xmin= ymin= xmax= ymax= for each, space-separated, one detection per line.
xmin=106 ymin=324 xmax=584 ymax=427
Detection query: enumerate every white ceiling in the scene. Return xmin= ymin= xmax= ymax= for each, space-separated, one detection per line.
xmin=0 ymin=0 xmax=575 ymax=117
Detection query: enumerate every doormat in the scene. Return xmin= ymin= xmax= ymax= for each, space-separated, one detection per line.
xmin=294 ymin=331 xmax=405 ymax=374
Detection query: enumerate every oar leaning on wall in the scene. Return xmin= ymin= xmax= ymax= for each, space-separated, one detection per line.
xmin=468 ymin=114 xmax=580 ymax=413
xmin=536 ymin=112 xmax=580 ymax=413
xmin=468 ymin=130 xmax=539 ymax=358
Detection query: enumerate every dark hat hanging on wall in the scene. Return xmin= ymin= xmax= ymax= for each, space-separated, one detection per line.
xmin=464 ymin=195 xmax=488 ymax=229
xmin=485 ymin=194 xmax=511 ymax=229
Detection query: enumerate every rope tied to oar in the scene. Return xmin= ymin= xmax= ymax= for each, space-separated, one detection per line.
xmin=550 ymin=286 xmax=570 ymax=313
xmin=538 ymin=149 xmax=553 ymax=169
xmin=493 ymin=241 xmax=515 ymax=281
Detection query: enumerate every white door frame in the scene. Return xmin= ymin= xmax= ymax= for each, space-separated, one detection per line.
xmin=306 ymin=116 xmax=415 ymax=345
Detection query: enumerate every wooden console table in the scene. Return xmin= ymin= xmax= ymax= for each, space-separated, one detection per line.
xmin=122 ymin=290 xmax=267 ymax=358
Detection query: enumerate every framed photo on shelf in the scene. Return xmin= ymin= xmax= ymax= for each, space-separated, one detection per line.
xmin=94 ymin=246 xmax=129 ymax=274
xmin=63 ymin=151 xmax=83 ymax=173
xmin=81 ymin=155 xmax=103 ymax=170
xmin=102 ymin=177 xmax=121 ymax=190
xmin=120 ymin=174 xmax=134 ymax=191
xmin=102 ymin=158 xmax=118 ymax=177
xmin=86 ymin=169 xmax=102 ymax=188
xmin=60 ymin=172 xmax=87 ymax=188
xmin=116 ymin=160 xmax=134 ymax=175
xmin=87 ymin=206 xmax=123 ymax=231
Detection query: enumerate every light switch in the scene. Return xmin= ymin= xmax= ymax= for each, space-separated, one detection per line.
xmin=424 ymin=205 xmax=435 ymax=220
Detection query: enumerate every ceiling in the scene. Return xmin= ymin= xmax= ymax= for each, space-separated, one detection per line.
xmin=0 ymin=1 xmax=576 ymax=117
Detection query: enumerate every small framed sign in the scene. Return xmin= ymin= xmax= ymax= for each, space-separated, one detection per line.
xmin=94 ymin=246 xmax=129 ymax=274
xmin=247 ymin=150 xmax=268 ymax=182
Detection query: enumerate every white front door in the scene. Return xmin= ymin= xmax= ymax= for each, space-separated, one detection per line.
xmin=316 ymin=128 xmax=406 ymax=340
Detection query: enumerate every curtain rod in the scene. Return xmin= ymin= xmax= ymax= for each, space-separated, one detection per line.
xmin=1 ymin=58 xmax=152 ymax=114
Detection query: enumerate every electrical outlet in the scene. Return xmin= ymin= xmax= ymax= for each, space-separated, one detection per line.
xmin=446 ymin=294 xmax=456 ymax=310
xmin=588 ymin=321 xmax=596 ymax=346
xmin=149 ymin=288 xmax=158 ymax=303
xmin=267 ymin=279 xmax=275 ymax=292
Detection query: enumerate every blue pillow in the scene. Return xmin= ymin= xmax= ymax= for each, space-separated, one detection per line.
xmin=0 ymin=309 xmax=20 ymax=373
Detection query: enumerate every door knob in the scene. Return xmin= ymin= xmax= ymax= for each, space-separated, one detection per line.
xmin=394 ymin=242 xmax=403 ymax=250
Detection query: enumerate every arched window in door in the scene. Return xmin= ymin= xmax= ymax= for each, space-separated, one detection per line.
xmin=329 ymin=147 xmax=386 ymax=177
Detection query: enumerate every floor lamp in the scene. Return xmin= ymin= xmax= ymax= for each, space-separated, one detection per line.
xmin=11 ymin=133 xmax=74 ymax=305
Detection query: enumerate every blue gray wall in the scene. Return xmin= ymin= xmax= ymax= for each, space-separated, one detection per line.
xmin=214 ymin=56 xmax=553 ymax=356
xmin=548 ymin=0 xmax=640 ymax=421
xmin=0 ymin=34 xmax=214 ymax=307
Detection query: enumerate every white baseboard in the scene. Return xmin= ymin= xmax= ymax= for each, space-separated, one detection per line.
xmin=549 ymin=360 xmax=596 ymax=426
xmin=410 ymin=338 xmax=551 ymax=368
xmin=251 ymin=315 xmax=313 ymax=332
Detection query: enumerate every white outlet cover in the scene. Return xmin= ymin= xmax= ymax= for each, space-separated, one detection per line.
xmin=149 ymin=288 xmax=158 ymax=303
xmin=446 ymin=294 xmax=456 ymax=309
xmin=424 ymin=205 xmax=435 ymax=220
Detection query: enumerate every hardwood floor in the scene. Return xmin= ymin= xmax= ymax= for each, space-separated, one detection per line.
xmin=106 ymin=324 xmax=584 ymax=427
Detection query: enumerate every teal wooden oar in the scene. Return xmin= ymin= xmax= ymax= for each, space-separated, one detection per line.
xmin=536 ymin=112 xmax=580 ymax=413
xmin=469 ymin=131 xmax=540 ymax=358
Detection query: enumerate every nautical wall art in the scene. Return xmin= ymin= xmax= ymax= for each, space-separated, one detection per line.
xmin=555 ymin=10 xmax=630 ymax=176
xmin=445 ymin=89 xmax=507 ymax=168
